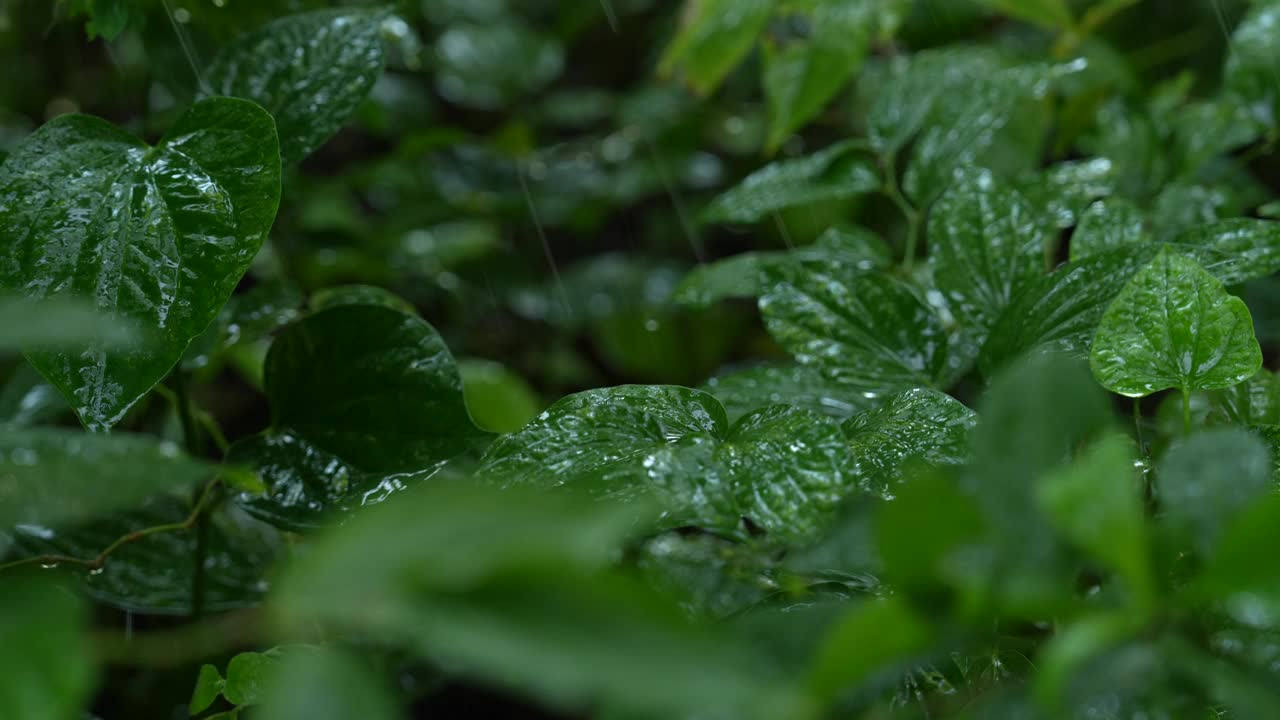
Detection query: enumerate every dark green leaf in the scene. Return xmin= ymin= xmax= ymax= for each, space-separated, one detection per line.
xmin=1069 ymin=198 xmax=1147 ymax=261
xmin=975 ymin=0 xmax=1073 ymax=28
xmin=459 ymin=359 xmax=542 ymax=434
xmin=183 ymin=278 xmax=303 ymax=372
xmin=867 ymin=47 xmax=1006 ymax=155
xmin=1015 ymin=157 xmax=1116 ymax=231
xmin=658 ymin=0 xmax=774 ymax=96
xmin=760 ymin=263 xmax=950 ymax=391
xmin=807 ymin=597 xmax=931 ymax=703
xmin=0 ymin=428 xmax=209 ymax=532
xmin=1171 ymin=219 xmax=1280 ymax=287
xmin=1157 ymin=429 xmax=1272 ymax=556
xmin=875 ymin=470 xmax=983 ymax=593
xmin=842 ymin=388 xmax=976 ymax=499
xmin=699 ymin=363 xmax=877 ymax=422
xmin=928 ymin=167 xmax=1048 ymax=344
xmin=1224 ymin=1 xmax=1280 ymax=132
xmin=0 ymin=361 xmax=68 ymax=428
xmin=1090 ymin=248 xmax=1261 ymax=397
xmin=0 ymin=575 xmax=93 ymax=720
xmin=0 ymin=296 xmax=137 ymax=352
xmin=433 ymin=22 xmax=564 ymax=110
xmin=206 ymin=9 xmax=386 ymax=163
xmin=0 ymin=98 xmax=281 ymax=430
xmin=229 ymin=303 xmax=489 ymax=531
xmin=700 ymin=141 xmax=880 ymax=224
xmin=1206 ymin=369 xmax=1280 ymax=426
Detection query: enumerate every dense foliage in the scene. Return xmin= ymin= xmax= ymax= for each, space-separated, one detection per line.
xmin=5 ymin=0 xmax=1280 ymax=717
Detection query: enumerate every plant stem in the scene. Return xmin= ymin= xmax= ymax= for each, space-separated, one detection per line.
xmin=881 ymin=152 xmax=921 ymax=270
xmin=1181 ymin=387 xmax=1192 ymax=436
xmin=173 ymin=369 xmax=210 ymax=619
xmin=1132 ymin=397 xmax=1145 ymax=455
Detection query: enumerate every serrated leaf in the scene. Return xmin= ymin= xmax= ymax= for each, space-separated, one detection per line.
xmin=1090 ymin=248 xmax=1261 ymax=397
xmin=206 ymin=9 xmax=386 ymax=164
xmin=760 ymin=263 xmax=950 ymax=391
xmin=658 ymin=0 xmax=774 ymax=96
xmin=0 ymin=98 xmax=281 ymax=430
xmin=0 ymin=575 xmax=93 ymax=720
xmin=929 ymin=167 xmax=1048 ymax=344
xmin=762 ymin=0 xmax=891 ymax=151
xmin=700 ymin=141 xmax=880 ymax=224
xmin=842 ymin=388 xmax=976 ymax=499
xmin=1070 ymin=198 xmax=1147 ymax=261
xmin=699 ymin=363 xmax=877 ymax=422
xmin=1157 ymin=429 xmax=1272 ymax=556
xmin=10 ymin=499 xmax=283 ymax=614
xmin=1037 ymin=434 xmax=1152 ymax=605
xmin=0 ymin=428 xmax=209 ymax=533
xmin=228 ymin=302 xmax=489 ymax=531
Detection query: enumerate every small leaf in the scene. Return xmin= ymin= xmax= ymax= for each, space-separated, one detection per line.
xmin=225 ymin=647 xmax=317 ymax=706
xmin=842 ymin=388 xmax=976 ymax=499
xmin=257 ymin=649 xmax=402 ymax=720
xmin=700 ymin=141 xmax=880 ymax=224
xmin=1157 ymin=429 xmax=1272 ymax=556
xmin=658 ymin=0 xmax=774 ymax=96
xmin=190 ymin=664 xmax=226 ymax=715
xmin=0 ymin=575 xmax=93 ymax=720
xmin=1037 ymin=434 xmax=1152 ymax=606
xmin=0 ymin=428 xmax=209 ymax=533
xmin=459 ymin=359 xmax=542 ymax=433
xmin=1070 ymin=198 xmax=1147 ymax=261
xmin=807 ymin=597 xmax=931 ymax=703
xmin=760 ymin=263 xmax=950 ymax=391
xmin=0 ymin=98 xmax=281 ymax=430
xmin=1090 ymin=248 xmax=1261 ymax=397
xmin=929 ymin=167 xmax=1048 ymax=344
xmin=206 ymin=9 xmax=386 ymax=163
xmin=228 ymin=302 xmax=490 ymax=530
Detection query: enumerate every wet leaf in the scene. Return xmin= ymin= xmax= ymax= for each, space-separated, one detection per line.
xmin=658 ymin=0 xmax=774 ymax=96
xmin=1171 ymin=219 xmax=1280 ymax=287
xmin=0 ymin=428 xmax=209 ymax=533
xmin=699 ymin=363 xmax=877 ymax=422
xmin=760 ymin=263 xmax=950 ymax=391
xmin=228 ymin=302 xmax=489 ymax=531
xmin=0 ymin=98 xmax=281 ymax=430
xmin=206 ymin=8 xmax=386 ymax=163
xmin=1070 ymin=198 xmax=1147 ymax=261
xmin=1206 ymin=369 xmax=1280 ymax=426
xmin=700 ymin=140 xmax=880 ymax=224
xmin=929 ymin=167 xmax=1047 ymax=344
xmin=0 ymin=574 xmax=93 ymax=720
xmin=1016 ymin=157 xmax=1116 ymax=231
xmin=867 ymin=47 xmax=1006 ymax=155
xmin=841 ymin=388 xmax=976 ymax=499
xmin=1157 ymin=429 xmax=1272 ymax=556
xmin=1090 ymin=248 xmax=1261 ymax=397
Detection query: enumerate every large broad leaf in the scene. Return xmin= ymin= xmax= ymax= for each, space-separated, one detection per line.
xmin=270 ymin=481 xmax=806 ymax=720
xmin=227 ymin=302 xmax=490 ymax=531
xmin=0 ymin=575 xmax=93 ymax=720
xmin=1069 ymin=198 xmax=1147 ymax=261
xmin=658 ymin=0 xmax=774 ymax=96
xmin=841 ymin=388 xmax=976 ymax=499
xmin=9 ymin=499 xmax=283 ymax=614
xmin=1170 ymin=219 xmax=1280 ymax=287
xmin=699 ymin=363 xmax=878 ymax=423
xmin=0 ymin=98 xmax=281 ymax=430
xmin=928 ymin=167 xmax=1048 ymax=344
xmin=1157 ymin=429 xmax=1272 ymax=557
xmin=478 ymin=386 xmax=853 ymax=541
xmin=700 ymin=141 xmax=880 ymax=224
xmin=760 ymin=263 xmax=950 ymax=391
xmin=258 ymin=648 xmax=402 ymax=720
xmin=1090 ymin=248 xmax=1261 ymax=397
xmin=762 ymin=0 xmax=905 ymax=151
xmin=1205 ymin=369 xmax=1280 ymax=426
xmin=0 ymin=428 xmax=209 ymax=532
xmin=206 ymin=8 xmax=386 ymax=164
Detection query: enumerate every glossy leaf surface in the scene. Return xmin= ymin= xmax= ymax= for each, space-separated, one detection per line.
xmin=1070 ymin=198 xmax=1147 ymax=261
xmin=700 ymin=141 xmax=879 ymax=224
xmin=0 ymin=98 xmax=281 ymax=430
xmin=699 ymin=363 xmax=877 ymax=422
xmin=841 ymin=388 xmax=976 ymax=499
xmin=658 ymin=0 xmax=774 ymax=96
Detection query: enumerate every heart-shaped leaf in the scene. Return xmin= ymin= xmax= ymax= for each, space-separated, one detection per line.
xmin=929 ymin=167 xmax=1048 ymax=344
xmin=842 ymin=388 xmax=976 ymax=499
xmin=1090 ymin=248 xmax=1261 ymax=397
xmin=760 ymin=263 xmax=950 ymax=391
xmin=206 ymin=9 xmax=386 ymax=164
xmin=0 ymin=97 xmax=281 ymax=430
xmin=227 ymin=302 xmax=490 ymax=531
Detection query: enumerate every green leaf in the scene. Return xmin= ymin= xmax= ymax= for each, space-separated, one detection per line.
xmin=1037 ymin=434 xmax=1153 ymax=606
xmin=0 ymin=361 xmax=68 ymax=428
xmin=0 ymin=428 xmax=209 ymax=533
xmin=228 ymin=303 xmax=489 ymax=531
xmin=1224 ymin=1 xmax=1280 ymax=131
xmin=1015 ymin=157 xmax=1116 ymax=231
xmin=206 ymin=9 xmax=386 ymax=164
xmin=1170 ymin=219 xmax=1280 ymax=287
xmin=0 ymin=98 xmax=281 ymax=430
xmin=842 ymin=388 xmax=976 ymax=499
xmin=699 ymin=141 xmax=880 ymax=224
xmin=225 ymin=647 xmax=315 ymax=706
xmin=762 ymin=1 xmax=896 ymax=151
xmin=699 ymin=363 xmax=877 ymax=422
xmin=479 ymin=386 xmax=855 ymax=540
xmin=1195 ymin=494 xmax=1280 ymax=618
xmin=0 ymin=296 xmax=137 ymax=352
xmin=674 ymin=227 xmax=889 ymax=308
xmin=928 ymin=167 xmax=1048 ymax=344
xmin=760 ymin=263 xmax=950 ymax=391
xmin=1069 ymin=198 xmax=1147 ymax=261
xmin=975 ymin=0 xmax=1073 ymax=29
xmin=190 ymin=664 xmax=226 ymax=715
xmin=1206 ymin=369 xmax=1280 ymax=426
xmin=658 ymin=0 xmax=775 ymax=96
xmin=433 ymin=22 xmax=564 ymax=111
xmin=0 ymin=575 xmax=93 ymax=720
xmin=10 ymin=499 xmax=283 ymax=614
xmin=1157 ymin=429 xmax=1272 ymax=557
xmin=257 ymin=648 xmax=402 ymax=720
xmin=807 ymin=597 xmax=931 ymax=703
xmin=875 ymin=470 xmax=984 ymax=593
xmin=183 ymin=278 xmax=303 ymax=372
xmin=867 ymin=47 xmax=1006 ymax=155
xmin=1090 ymin=248 xmax=1262 ymax=397
xmin=459 ymin=359 xmax=542 ymax=433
